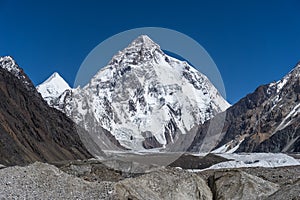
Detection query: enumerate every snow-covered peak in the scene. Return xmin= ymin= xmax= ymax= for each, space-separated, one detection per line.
xmin=0 ymin=55 xmax=24 ymax=79
xmin=108 ymin=35 xmax=163 ymax=67
xmin=42 ymin=72 xmax=68 ymax=86
xmin=40 ymin=35 xmax=230 ymax=151
xmin=0 ymin=56 xmax=34 ymax=90
xmin=0 ymin=56 xmax=18 ymax=72
xmin=129 ymin=35 xmax=159 ymax=49
xmin=37 ymin=72 xmax=71 ymax=104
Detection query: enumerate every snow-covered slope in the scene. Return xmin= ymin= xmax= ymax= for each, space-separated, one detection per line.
xmin=267 ymin=63 xmax=300 ymax=132
xmin=211 ymin=138 xmax=245 ymax=154
xmin=37 ymin=72 xmax=71 ymax=105
xmin=41 ymin=35 xmax=230 ymax=150
xmin=206 ymin=153 xmax=300 ymax=170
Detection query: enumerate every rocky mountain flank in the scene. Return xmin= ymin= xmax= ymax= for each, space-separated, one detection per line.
xmin=0 ymin=56 xmax=95 ymax=166
xmin=189 ymin=62 xmax=300 ymax=153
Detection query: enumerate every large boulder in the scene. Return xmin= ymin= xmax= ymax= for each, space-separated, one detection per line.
xmin=208 ymin=170 xmax=279 ymax=200
xmin=114 ymin=169 xmax=213 ymax=200
xmin=266 ymin=178 xmax=300 ymax=200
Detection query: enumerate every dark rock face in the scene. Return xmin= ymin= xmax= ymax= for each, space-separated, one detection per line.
xmin=142 ymin=131 xmax=163 ymax=149
xmin=189 ymin=63 xmax=300 ymax=153
xmin=0 ymin=57 xmax=93 ymax=166
xmin=208 ymin=170 xmax=279 ymax=200
xmin=266 ymin=178 xmax=300 ymax=200
xmin=243 ymin=123 xmax=300 ymax=153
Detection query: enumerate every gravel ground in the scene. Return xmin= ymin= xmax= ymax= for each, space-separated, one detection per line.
xmin=0 ymin=159 xmax=299 ymax=200
xmin=0 ymin=162 xmax=114 ymax=199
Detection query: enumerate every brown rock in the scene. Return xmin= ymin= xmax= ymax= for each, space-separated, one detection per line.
xmin=114 ymin=169 xmax=213 ymax=200
xmin=208 ymin=170 xmax=279 ymax=200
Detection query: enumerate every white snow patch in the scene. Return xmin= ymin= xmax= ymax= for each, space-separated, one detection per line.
xmin=0 ymin=56 xmax=31 ymax=87
xmin=0 ymin=56 xmax=20 ymax=74
xmin=211 ymin=139 xmax=245 ymax=154
xmin=276 ymin=77 xmax=289 ymax=93
xmin=275 ymin=103 xmax=300 ymax=132
xmin=207 ymin=153 xmax=300 ymax=170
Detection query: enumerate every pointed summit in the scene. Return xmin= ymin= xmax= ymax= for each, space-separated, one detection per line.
xmin=130 ymin=35 xmax=158 ymax=48
xmin=136 ymin=35 xmax=153 ymax=42
xmin=0 ymin=56 xmax=20 ymax=75
xmin=0 ymin=55 xmax=35 ymax=90
xmin=0 ymin=55 xmax=15 ymax=62
xmin=125 ymin=35 xmax=161 ymax=54
xmin=43 ymin=72 xmax=64 ymax=84
xmin=108 ymin=35 xmax=163 ymax=66
xmin=37 ymin=72 xmax=71 ymax=104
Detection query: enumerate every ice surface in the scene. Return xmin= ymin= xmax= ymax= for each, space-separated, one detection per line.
xmin=207 ymin=153 xmax=300 ymax=170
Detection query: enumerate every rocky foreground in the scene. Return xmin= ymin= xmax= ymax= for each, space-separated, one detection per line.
xmin=0 ymin=159 xmax=299 ymax=200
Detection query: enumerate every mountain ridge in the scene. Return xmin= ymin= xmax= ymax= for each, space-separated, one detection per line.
xmin=189 ymin=61 xmax=300 ymax=153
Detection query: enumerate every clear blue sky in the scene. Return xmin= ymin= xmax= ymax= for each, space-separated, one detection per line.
xmin=0 ymin=0 xmax=300 ymax=104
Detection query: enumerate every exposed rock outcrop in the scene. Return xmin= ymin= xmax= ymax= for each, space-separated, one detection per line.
xmin=266 ymin=178 xmax=300 ymax=200
xmin=189 ymin=62 xmax=300 ymax=153
xmin=208 ymin=170 xmax=279 ymax=200
xmin=114 ymin=169 xmax=213 ymax=200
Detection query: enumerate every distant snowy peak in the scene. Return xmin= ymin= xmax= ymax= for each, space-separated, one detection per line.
xmin=37 ymin=72 xmax=71 ymax=104
xmin=0 ymin=56 xmax=34 ymax=90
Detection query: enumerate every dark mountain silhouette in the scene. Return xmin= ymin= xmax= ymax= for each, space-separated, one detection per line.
xmin=0 ymin=56 xmax=96 ymax=166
